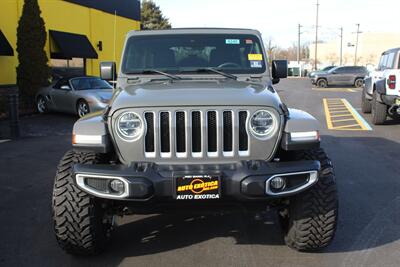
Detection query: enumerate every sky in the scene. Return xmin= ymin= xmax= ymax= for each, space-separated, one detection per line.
xmin=154 ymin=0 xmax=400 ymax=48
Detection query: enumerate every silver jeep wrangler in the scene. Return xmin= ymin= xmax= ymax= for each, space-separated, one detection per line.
xmin=52 ymin=28 xmax=338 ymax=255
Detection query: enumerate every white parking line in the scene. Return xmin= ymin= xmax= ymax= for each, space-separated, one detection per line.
xmin=0 ymin=139 xmax=11 ymax=144
xmin=312 ymin=88 xmax=359 ymax=92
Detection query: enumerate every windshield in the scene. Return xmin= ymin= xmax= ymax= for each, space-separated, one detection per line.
xmin=328 ymin=67 xmax=339 ymax=73
xmin=122 ymin=34 xmax=267 ymax=75
xmin=71 ymin=78 xmax=113 ymax=90
xmin=323 ymin=66 xmax=335 ymax=71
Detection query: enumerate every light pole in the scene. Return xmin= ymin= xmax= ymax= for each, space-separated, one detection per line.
xmin=354 ymin=24 xmax=361 ymax=66
xmin=339 ymin=27 xmax=343 ymax=66
xmin=314 ymin=0 xmax=319 ymax=70
xmin=297 ymin=24 xmax=302 ymax=64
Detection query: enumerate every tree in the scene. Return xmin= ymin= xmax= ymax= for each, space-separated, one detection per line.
xmin=141 ymin=0 xmax=171 ymax=30
xmin=265 ymin=37 xmax=277 ymax=65
xmin=16 ymin=0 xmax=50 ymax=104
xmin=327 ymin=53 xmax=339 ymax=65
xmin=271 ymin=43 xmax=311 ymax=63
xmin=366 ymin=53 xmax=377 ymax=65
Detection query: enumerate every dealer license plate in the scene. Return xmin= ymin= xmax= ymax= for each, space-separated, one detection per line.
xmin=175 ymin=175 xmax=220 ymax=200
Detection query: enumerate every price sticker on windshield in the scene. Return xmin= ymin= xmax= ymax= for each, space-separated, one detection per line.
xmin=248 ymin=54 xmax=263 ymax=61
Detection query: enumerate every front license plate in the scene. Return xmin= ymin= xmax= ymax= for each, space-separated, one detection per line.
xmin=175 ymin=175 xmax=220 ymax=200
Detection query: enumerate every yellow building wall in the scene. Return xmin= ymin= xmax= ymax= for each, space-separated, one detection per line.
xmin=0 ymin=0 xmax=140 ymax=86
xmin=0 ymin=1 xmax=21 ymax=85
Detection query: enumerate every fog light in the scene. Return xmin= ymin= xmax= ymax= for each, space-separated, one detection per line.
xmin=270 ymin=177 xmax=286 ymax=190
xmin=110 ymin=179 xmax=125 ymax=194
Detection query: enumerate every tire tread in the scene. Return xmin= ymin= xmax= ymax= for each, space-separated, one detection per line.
xmin=283 ymin=148 xmax=338 ymax=252
xmin=371 ymin=91 xmax=387 ymax=125
xmin=52 ymin=150 xmax=109 ymax=255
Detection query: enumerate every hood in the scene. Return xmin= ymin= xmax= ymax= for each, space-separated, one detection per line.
xmin=310 ymin=70 xmax=328 ymax=76
xmin=109 ymin=80 xmax=282 ymax=114
xmin=77 ymin=89 xmax=113 ymax=100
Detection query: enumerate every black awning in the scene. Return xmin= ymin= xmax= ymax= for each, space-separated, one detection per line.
xmin=0 ymin=30 xmax=14 ymax=56
xmin=49 ymin=30 xmax=98 ymax=59
xmin=64 ymin=0 xmax=140 ymax=21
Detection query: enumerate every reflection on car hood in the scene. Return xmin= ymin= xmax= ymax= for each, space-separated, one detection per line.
xmin=77 ymin=89 xmax=113 ymax=99
xmin=310 ymin=70 xmax=328 ymax=76
xmin=110 ymin=80 xmax=282 ymax=114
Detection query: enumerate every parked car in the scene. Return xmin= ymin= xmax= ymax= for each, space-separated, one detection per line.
xmin=51 ymin=28 xmax=338 ymax=255
xmin=362 ymin=47 xmax=400 ymax=124
xmin=308 ymin=65 xmax=336 ymax=77
xmin=310 ymin=66 xmax=368 ymax=88
xmin=36 ymin=76 xmax=113 ymax=117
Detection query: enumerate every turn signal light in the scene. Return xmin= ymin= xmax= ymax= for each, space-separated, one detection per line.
xmin=72 ymin=134 xmax=102 ymax=145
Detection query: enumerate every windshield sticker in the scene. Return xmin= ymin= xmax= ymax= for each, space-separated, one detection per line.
xmin=225 ymin=39 xmax=240 ymax=45
xmin=248 ymin=54 xmax=263 ymax=61
xmin=250 ymin=61 xmax=263 ymax=68
xmin=245 ymin=39 xmax=253 ymax=44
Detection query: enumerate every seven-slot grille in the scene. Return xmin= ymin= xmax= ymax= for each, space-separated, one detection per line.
xmin=144 ymin=110 xmax=249 ymax=158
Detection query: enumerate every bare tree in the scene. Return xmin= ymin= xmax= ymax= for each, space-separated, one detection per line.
xmin=327 ymin=53 xmax=339 ymax=65
xmin=264 ymin=39 xmax=310 ymax=63
xmin=265 ymin=37 xmax=277 ymax=64
xmin=343 ymin=55 xmax=350 ymax=65
xmin=366 ymin=53 xmax=377 ymax=65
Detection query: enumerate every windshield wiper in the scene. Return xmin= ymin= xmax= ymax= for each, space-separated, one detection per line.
xmin=126 ymin=69 xmax=182 ymax=80
xmin=191 ymin=68 xmax=238 ymax=80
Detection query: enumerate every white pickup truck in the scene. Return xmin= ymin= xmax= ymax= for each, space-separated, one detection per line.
xmin=362 ymin=47 xmax=400 ymax=124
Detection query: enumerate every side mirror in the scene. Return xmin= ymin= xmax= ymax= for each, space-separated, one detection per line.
xmin=271 ymin=60 xmax=288 ymax=84
xmin=100 ymin=61 xmax=117 ymax=81
xmin=60 ymin=85 xmax=71 ymax=90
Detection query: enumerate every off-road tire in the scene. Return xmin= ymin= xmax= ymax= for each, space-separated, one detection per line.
xmin=371 ymin=91 xmax=387 ymax=125
xmin=361 ymin=88 xmax=372 ymax=113
xmin=317 ymin=79 xmax=328 ymax=88
xmin=52 ymin=150 xmax=112 ymax=255
xmin=280 ymin=148 xmax=338 ymax=252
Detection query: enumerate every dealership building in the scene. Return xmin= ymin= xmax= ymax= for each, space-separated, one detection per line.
xmin=0 ymin=0 xmax=141 ymax=87
xmin=309 ymin=32 xmax=400 ymax=69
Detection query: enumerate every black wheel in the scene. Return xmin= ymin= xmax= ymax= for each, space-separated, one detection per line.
xmin=371 ymin=91 xmax=387 ymax=125
xmin=36 ymin=96 xmax=47 ymax=113
xmin=52 ymin=150 xmax=112 ymax=255
xmin=317 ymin=79 xmax=328 ymax=88
xmin=77 ymin=100 xmax=90 ymax=118
xmin=280 ymin=148 xmax=338 ymax=252
xmin=354 ymin=78 xmax=364 ymax=88
xmin=361 ymin=87 xmax=372 ymax=113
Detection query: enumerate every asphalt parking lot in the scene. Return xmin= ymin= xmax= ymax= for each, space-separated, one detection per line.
xmin=1 ymin=78 xmax=399 ymax=267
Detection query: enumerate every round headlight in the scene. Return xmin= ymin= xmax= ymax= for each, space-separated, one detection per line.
xmin=116 ymin=112 xmax=143 ymax=141
xmin=250 ymin=110 xmax=277 ymax=139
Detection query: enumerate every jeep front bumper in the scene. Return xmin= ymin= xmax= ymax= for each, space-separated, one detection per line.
xmin=73 ymin=160 xmax=320 ymax=202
